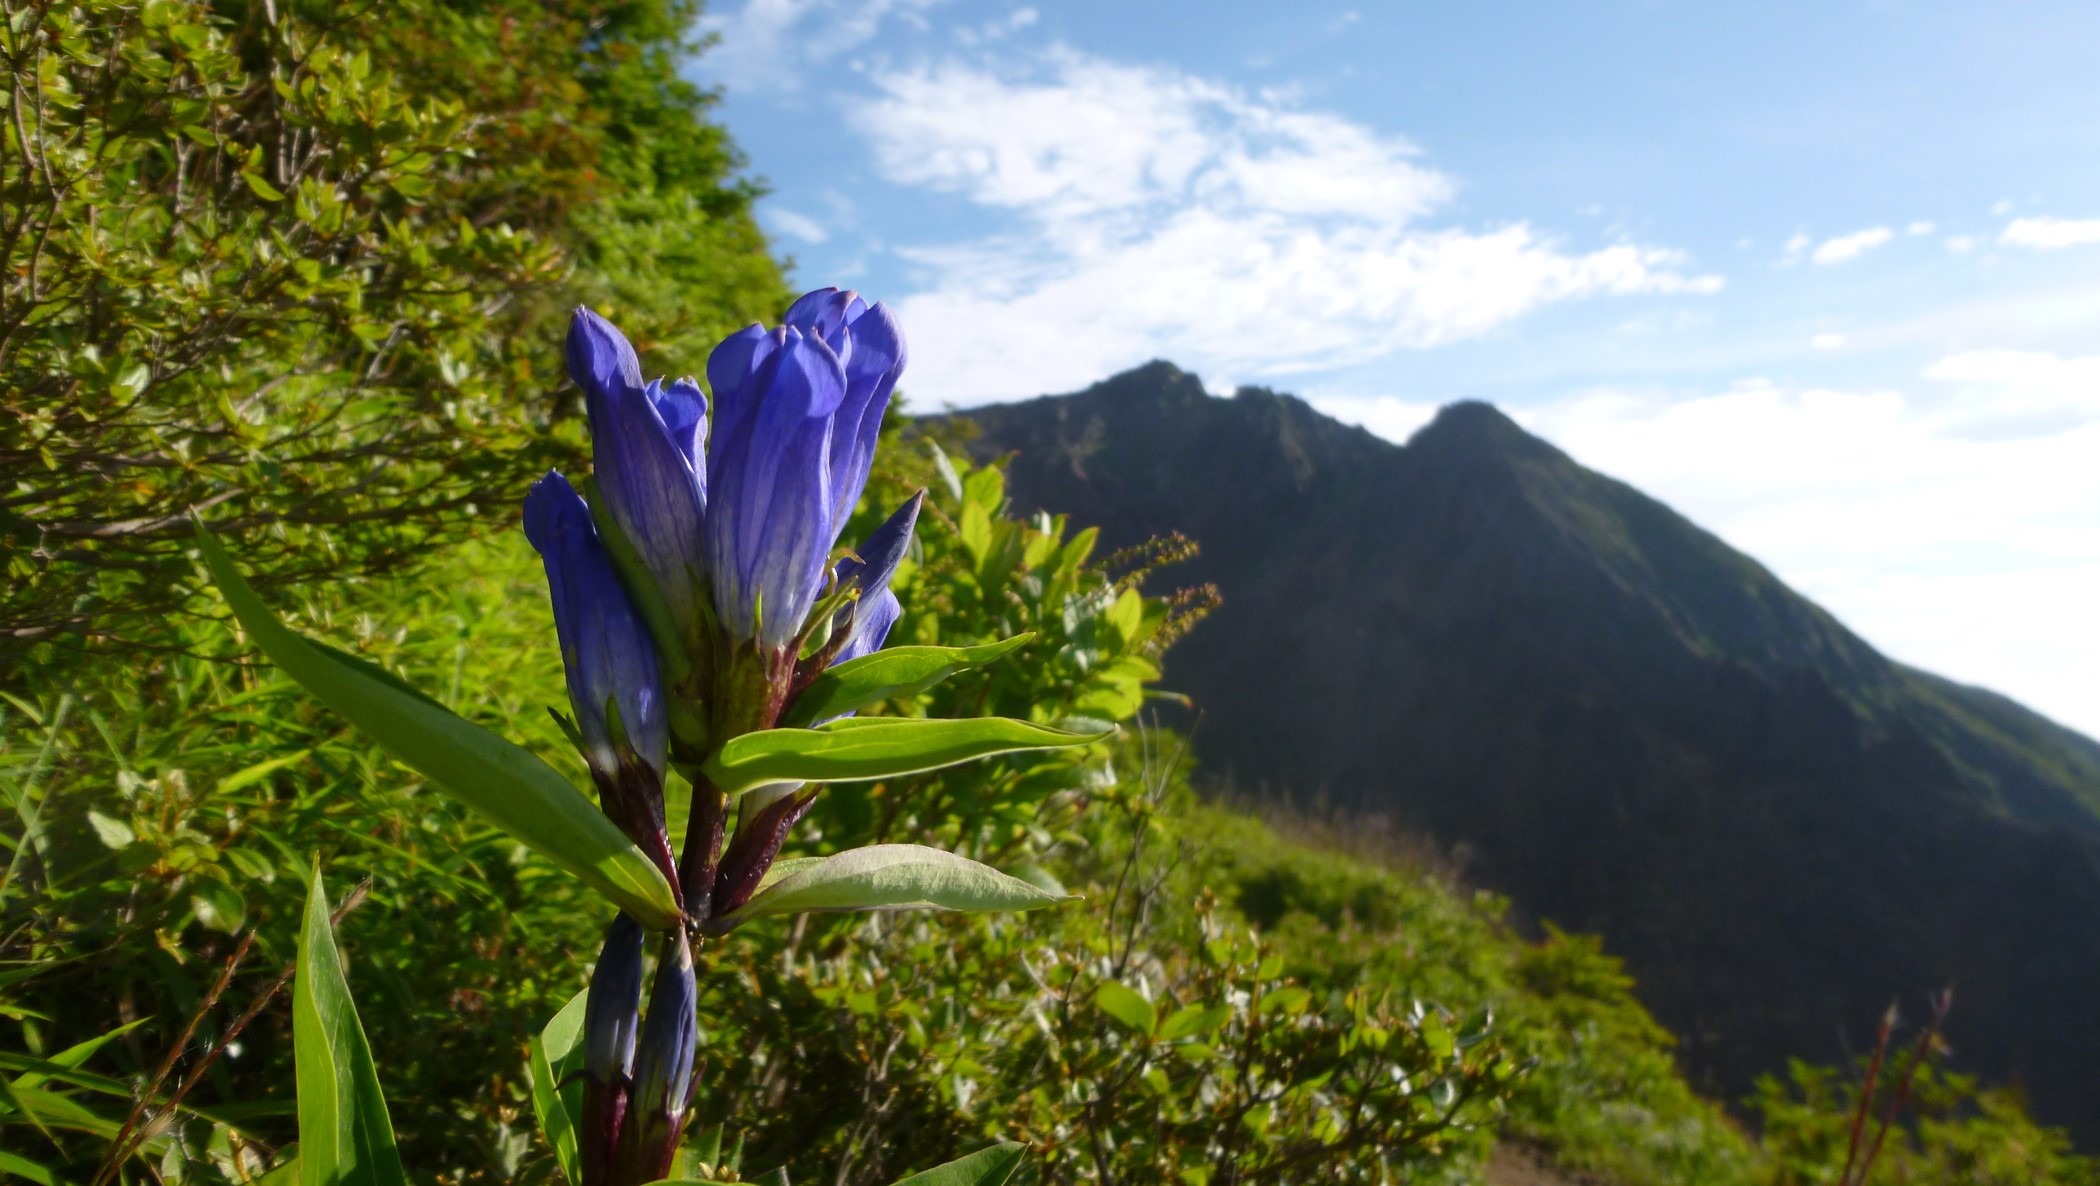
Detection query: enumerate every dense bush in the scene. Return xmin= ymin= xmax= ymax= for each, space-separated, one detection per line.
xmin=0 ymin=0 xmax=784 ymax=651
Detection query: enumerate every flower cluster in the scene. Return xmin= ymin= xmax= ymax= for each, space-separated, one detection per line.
xmin=525 ymin=291 xmax=918 ymax=1186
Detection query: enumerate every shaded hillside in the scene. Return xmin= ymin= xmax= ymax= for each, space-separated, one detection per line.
xmin=939 ymin=360 xmax=2100 ymax=1142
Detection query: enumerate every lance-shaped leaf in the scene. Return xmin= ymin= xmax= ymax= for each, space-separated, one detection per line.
xmin=195 ymin=523 xmax=681 ymax=931
xmin=526 ymin=988 xmax=590 ymax=1186
xmin=294 ymin=867 xmax=405 ymax=1186
xmin=702 ymin=716 xmax=1108 ymax=796
xmin=888 ymin=1143 xmax=1027 ymax=1186
xmin=781 ymin=635 xmax=1034 ymax=728
xmin=719 ymin=844 xmax=1073 ymax=924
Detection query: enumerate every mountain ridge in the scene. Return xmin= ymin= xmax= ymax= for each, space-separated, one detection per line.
xmin=932 ymin=361 xmax=2100 ymax=1142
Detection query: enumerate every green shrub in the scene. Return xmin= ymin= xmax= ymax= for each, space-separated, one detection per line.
xmin=0 ymin=0 xmax=784 ymax=652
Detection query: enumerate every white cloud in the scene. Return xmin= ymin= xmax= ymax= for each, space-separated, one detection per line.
xmin=955 ymin=6 xmax=1040 ymax=46
xmin=699 ymin=0 xmax=946 ymax=92
xmin=1811 ymin=226 xmax=1894 ymax=265
xmin=1783 ymin=232 xmax=1812 ymax=259
xmin=1809 ymin=332 xmax=1846 ymax=350
xmin=764 ymin=206 xmax=829 ymax=244
xmin=2001 ymin=217 xmax=2100 ymax=249
xmin=1501 ymin=355 xmax=2100 ymax=737
xmin=1307 ymin=394 xmax=1439 ymax=443
xmin=1906 ymin=220 xmax=1936 ymax=235
xmin=860 ymin=49 xmax=1720 ymax=403
xmin=1944 ymin=234 xmax=1977 ymax=253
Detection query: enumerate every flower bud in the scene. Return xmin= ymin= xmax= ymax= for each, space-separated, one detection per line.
xmin=524 ymin=471 xmax=667 ymax=780
xmin=580 ymin=914 xmax=644 ymax=1186
xmin=611 ymin=932 xmax=699 ymax=1185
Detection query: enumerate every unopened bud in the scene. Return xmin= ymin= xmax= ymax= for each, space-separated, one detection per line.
xmin=611 ymin=931 xmax=699 ymax=1185
xmin=580 ymin=914 xmax=644 ymax=1186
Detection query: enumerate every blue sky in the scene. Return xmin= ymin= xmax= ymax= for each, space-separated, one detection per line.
xmin=688 ymin=0 xmax=2100 ymax=736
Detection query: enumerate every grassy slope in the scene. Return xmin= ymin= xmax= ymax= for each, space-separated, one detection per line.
xmin=1168 ymin=802 xmax=1759 ymax=1186
xmin=5 ymin=530 xmax=1760 ymax=1184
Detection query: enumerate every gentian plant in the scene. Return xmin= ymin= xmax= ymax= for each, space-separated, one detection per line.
xmin=197 ymin=291 xmax=1102 ymax=1186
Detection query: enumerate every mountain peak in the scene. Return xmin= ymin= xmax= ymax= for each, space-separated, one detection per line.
xmin=1407 ymin=399 xmax=1562 ymax=464
xmin=945 ymin=366 xmax=2100 ymax=1144
xmin=1083 ymin=359 xmax=1211 ymax=407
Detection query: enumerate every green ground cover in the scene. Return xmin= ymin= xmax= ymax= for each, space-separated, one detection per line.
xmin=4 ymin=2 xmax=2092 ymax=1183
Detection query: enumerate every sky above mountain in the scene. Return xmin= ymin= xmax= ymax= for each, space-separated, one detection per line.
xmin=687 ymin=0 xmax=2100 ymax=737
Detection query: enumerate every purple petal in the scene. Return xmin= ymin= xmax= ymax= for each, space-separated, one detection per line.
xmin=567 ymin=307 xmax=644 ymax=397
xmin=783 ymin=287 xmax=866 ymax=346
xmin=707 ymin=330 xmax=846 ymax=647
xmin=825 ymin=302 xmax=907 ymax=527
xmin=836 ymin=491 xmax=921 ymax=602
xmin=705 ymin=323 xmax=775 ymax=456
xmin=833 ymin=586 xmax=902 ymax=666
xmin=569 ymin=309 xmax=708 ymax=638
xmin=648 ymin=377 xmax=709 ymax=477
xmin=524 ymin=471 xmax=667 ymax=775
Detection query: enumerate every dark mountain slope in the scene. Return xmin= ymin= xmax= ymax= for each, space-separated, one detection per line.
xmin=940 ymin=362 xmax=2100 ymax=1141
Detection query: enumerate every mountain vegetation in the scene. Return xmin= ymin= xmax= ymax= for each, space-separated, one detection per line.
xmin=5 ymin=4 xmax=2093 ymax=1183
xmin=948 ymin=360 xmax=2100 ymax=1147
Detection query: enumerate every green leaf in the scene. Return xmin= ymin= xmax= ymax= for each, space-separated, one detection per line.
xmin=526 ymin=988 xmax=589 ymax=1186
xmin=1157 ymin=1004 xmax=1231 ymax=1041
xmin=702 ymin=716 xmax=1109 ymax=796
xmin=195 ymin=522 xmax=680 ymax=931
xmin=10 ymin=1018 xmax=149 ymax=1090
xmin=293 ymin=866 xmax=405 ymax=1186
xmin=216 ymin=749 xmax=313 ymax=794
xmin=888 ymin=1143 xmax=1027 ymax=1186
xmin=0 ymin=1150 xmax=55 ymax=1186
xmin=192 ymin=880 xmax=246 ymax=933
xmin=781 ymin=635 xmax=1034 ymax=728
xmin=1094 ymin=982 xmax=1157 ymax=1036
xmin=722 ymin=844 xmax=1072 ymax=924
xmin=84 ymin=810 xmax=134 ymax=850
xmin=1257 ymin=986 xmax=1311 ymax=1017
xmin=242 ymin=171 xmax=286 ymax=201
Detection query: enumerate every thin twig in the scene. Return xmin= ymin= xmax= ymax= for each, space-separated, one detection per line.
xmin=1854 ymin=988 xmax=1954 ymax=1185
xmin=1837 ymin=1003 xmax=1897 ymax=1186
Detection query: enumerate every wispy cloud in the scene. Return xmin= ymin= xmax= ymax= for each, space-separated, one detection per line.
xmin=764 ymin=207 xmax=830 ymax=244
xmin=2001 ymin=216 xmax=2100 ymax=249
xmin=698 ymin=0 xmax=947 ymax=92
xmin=858 ymin=48 xmax=1720 ymax=402
xmin=1811 ymin=226 xmax=1894 ymax=264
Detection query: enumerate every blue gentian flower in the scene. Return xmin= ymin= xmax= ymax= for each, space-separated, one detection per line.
xmin=567 ymin=291 xmax=906 ymax=664
xmin=702 ymin=289 xmax=907 ymax=651
xmin=702 ymin=326 xmax=843 ymax=649
xmin=523 ymin=471 xmax=667 ymax=777
xmin=782 ymin=288 xmax=908 ymax=532
xmin=568 ymin=310 xmax=709 ymax=642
